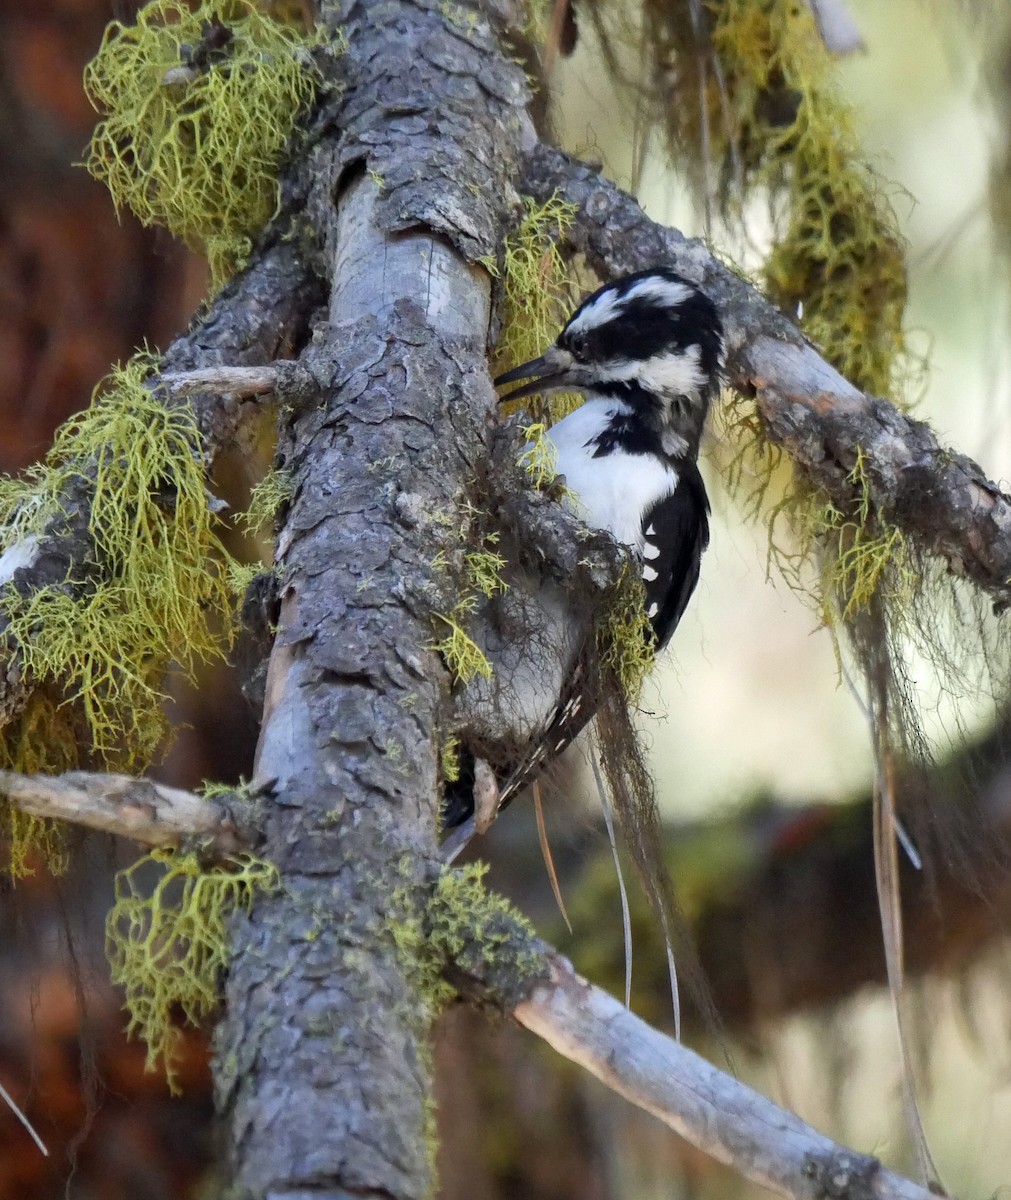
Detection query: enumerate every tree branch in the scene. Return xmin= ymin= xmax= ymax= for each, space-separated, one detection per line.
xmin=0 ymin=763 xmax=951 ymax=1199
xmin=522 ymin=143 xmax=1011 ymax=611
xmin=159 ymin=362 xmax=297 ymax=400
xmin=0 ymin=238 xmax=324 ymax=735
xmin=0 ymin=769 xmax=253 ymax=854
xmin=510 ymin=950 xmax=932 ymax=1200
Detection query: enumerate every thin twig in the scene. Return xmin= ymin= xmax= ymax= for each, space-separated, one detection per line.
xmin=159 ymin=364 xmax=286 ymax=398
xmin=0 ymin=770 xmax=252 ymax=853
xmin=0 ymin=1080 xmax=47 ymax=1157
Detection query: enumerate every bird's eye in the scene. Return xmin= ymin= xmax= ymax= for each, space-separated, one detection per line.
xmin=567 ymin=332 xmax=588 ymax=360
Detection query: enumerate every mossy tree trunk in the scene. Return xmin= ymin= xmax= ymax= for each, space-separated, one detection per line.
xmin=213 ymin=3 xmax=526 ymax=1196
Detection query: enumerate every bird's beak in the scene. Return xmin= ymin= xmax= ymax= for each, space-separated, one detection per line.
xmin=494 ymin=347 xmax=574 ymax=402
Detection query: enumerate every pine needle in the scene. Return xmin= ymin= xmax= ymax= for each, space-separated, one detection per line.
xmin=592 ymin=746 xmax=633 ymax=1009
xmin=0 ymin=1080 xmax=47 ymax=1156
xmin=533 ymin=781 xmax=571 ymax=932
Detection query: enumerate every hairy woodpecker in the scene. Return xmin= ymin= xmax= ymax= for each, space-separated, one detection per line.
xmin=442 ymin=268 xmax=723 ymax=840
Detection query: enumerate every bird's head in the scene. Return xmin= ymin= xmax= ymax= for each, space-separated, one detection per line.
xmin=496 ymin=269 xmax=724 ymax=458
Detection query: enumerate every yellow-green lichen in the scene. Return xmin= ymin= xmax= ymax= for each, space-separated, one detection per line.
xmin=598 ymin=569 xmax=656 ymax=704
xmin=0 ymin=693 xmax=80 ymax=877
xmin=392 ymin=863 xmax=544 ymax=1012
xmin=706 ymin=0 xmax=908 ymax=397
xmin=432 ymin=596 xmax=493 ymax=684
xmin=431 ymin=523 xmax=507 ymax=684
xmin=240 ymin=466 xmax=294 ymax=539
xmin=764 ymin=445 xmax=916 ymax=652
xmin=0 ymin=353 xmax=237 ymax=775
xmin=516 ymin=422 xmax=559 ymax=489
xmin=106 ymin=847 xmax=279 ymax=1090
xmin=84 ymin=0 xmax=327 ymax=289
xmin=440 ymin=735 xmax=461 ymax=784
xmin=429 ymin=863 xmax=544 ymax=993
xmin=489 ymin=193 xmax=581 ymax=424
xmin=464 ymin=537 xmax=508 ymax=599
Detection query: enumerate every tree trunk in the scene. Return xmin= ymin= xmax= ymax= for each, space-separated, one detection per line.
xmin=213 ymin=3 xmax=526 ymax=1195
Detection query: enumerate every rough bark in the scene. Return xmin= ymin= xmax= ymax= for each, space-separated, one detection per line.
xmin=212 ymin=4 xmax=527 ymax=1197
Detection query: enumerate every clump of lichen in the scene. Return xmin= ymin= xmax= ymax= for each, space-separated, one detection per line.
xmin=640 ymin=0 xmax=907 ymax=398
xmin=84 ymin=0 xmax=326 ymax=287
xmin=0 ymin=354 xmax=237 ymax=776
xmin=769 ymin=447 xmax=916 ymax=636
xmin=0 ymin=694 xmax=80 ymax=877
xmin=431 ymin=523 xmax=508 ymax=685
xmin=392 ymin=863 xmax=544 ymax=1011
xmin=598 ymin=569 xmax=656 ymax=704
xmin=489 ymin=193 xmax=581 ymax=423
xmin=516 ymin=421 xmax=560 ymax=489
xmin=106 ymin=848 xmax=278 ymax=1090
xmin=240 ymin=465 xmax=294 ymax=539
xmin=709 ymin=0 xmax=907 ymax=396
xmin=715 ymin=0 xmax=907 ymax=393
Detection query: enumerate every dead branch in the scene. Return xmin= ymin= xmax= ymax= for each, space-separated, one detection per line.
xmin=0 ymin=769 xmax=252 ymax=854
xmin=522 ymin=143 xmax=1011 ymax=611
xmin=159 ymin=363 xmax=287 ymax=399
xmin=511 ymin=951 xmax=933 ymax=1200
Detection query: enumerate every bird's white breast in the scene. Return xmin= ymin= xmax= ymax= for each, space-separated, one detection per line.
xmin=544 ymin=398 xmax=678 ymax=551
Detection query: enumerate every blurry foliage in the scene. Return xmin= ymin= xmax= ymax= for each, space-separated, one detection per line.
xmin=642 ymin=0 xmax=909 ymax=397
xmin=85 ymin=0 xmax=327 ymax=289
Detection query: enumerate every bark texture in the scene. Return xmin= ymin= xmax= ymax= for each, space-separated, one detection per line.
xmin=213 ymin=4 xmax=527 ymax=1196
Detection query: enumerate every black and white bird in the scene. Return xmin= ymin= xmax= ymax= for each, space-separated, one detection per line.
xmin=442 ymin=268 xmax=723 ymax=849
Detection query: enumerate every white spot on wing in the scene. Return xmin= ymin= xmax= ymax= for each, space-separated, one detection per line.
xmin=646 ymin=524 xmax=656 ymax=536
xmin=642 ymin=565 xmax=658 ymax=582
xmin=642 ymin=542 xmax=660 ymax=560
xmin=647 ymin=601 xmax=659 ymax=619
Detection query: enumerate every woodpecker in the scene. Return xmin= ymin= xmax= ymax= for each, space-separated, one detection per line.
xmin=442 ymin=268 xmax=723 ymax=845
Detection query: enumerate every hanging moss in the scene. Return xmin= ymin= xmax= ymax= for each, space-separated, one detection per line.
xmin=106 ymin=848 xmax=279 ymax=1090
xmin=84 ymin=0 xmax=328 ymax=288
xmin=0 ymin=354 xmax=237 ymax=782
xmin=597 ymin=568 xmax=656 ymax=705
xmin=707 ymin=0 xmax=908 ymax=396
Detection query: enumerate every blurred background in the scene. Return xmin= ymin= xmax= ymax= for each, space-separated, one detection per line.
xmin=2 ymin=0 xmax=1011 ymax=1196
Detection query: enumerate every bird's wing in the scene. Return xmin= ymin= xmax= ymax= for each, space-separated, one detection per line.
xmin=640 ymin=459 xmax=710 ymax=652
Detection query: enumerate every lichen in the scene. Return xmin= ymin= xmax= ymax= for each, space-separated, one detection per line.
xmin=84 ymin=0 xmax=328 ymax=289
xmin=516 ymin=422 xmax=559 ymax=489
xmin=440 ymin=735 xmax=461 ymax=784
xmin=391 ymin=864 xmax=545 ymax=1015
xmin=0 ymin=353 xmax=237 ymax=781
xmin=598 ymin=568 xmax=656 ymax=705
xmin=432 ymin=597 xmax=493 ymax=684
xmin=240 ymin=465 xmax=294 ymax=539
xmin=489 ymin=193 xmax=581 ymax=424
xmin=707 ymin=0 xmax=908 ymax=397
xmin=106 ymin=847 xmax=278 ymax=1091
xmin=767 ymin=447 xmax=916 ymax=635
xmin=431 ymin=523 xmax=507 ymax=685
xmin=0 ymin=693 xmax=80 ymax=877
